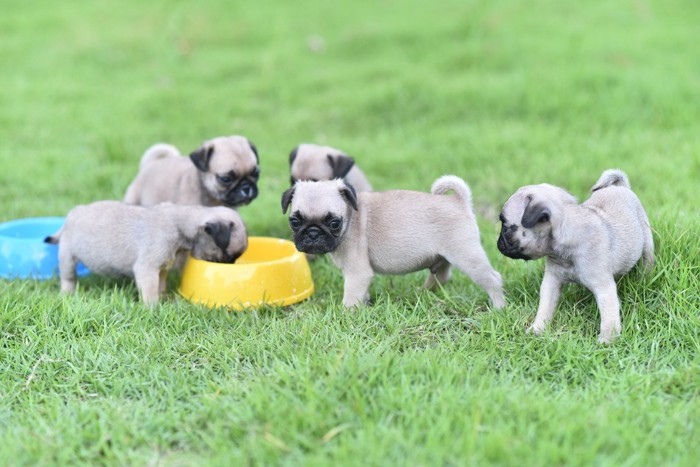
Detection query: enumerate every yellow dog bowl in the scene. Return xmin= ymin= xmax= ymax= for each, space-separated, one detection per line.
xmin=178 ymin=236 xmax=314 ymax=310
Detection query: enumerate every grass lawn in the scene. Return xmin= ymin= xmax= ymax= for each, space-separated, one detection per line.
xmin=1 ymin=0 xmax=699 ymax=464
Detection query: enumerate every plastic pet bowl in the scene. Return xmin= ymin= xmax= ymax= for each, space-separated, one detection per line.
xmin=178 ymin=236 xmax=314 ymax=310
xmin=0 ymin=217 xmax=89 ymax=279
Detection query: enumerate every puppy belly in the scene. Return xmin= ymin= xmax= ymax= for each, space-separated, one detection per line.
xmin=370 ymin=253 xmax=438 ymax=275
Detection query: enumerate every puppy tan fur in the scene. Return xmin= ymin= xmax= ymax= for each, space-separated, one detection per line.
xmin=289 ymin=143 xmax=372 ymax=192
xmin=497 ymin=169 xmax=654 ymax=343
xmin=45 ymin=201 xmax=248 ymax=304
xmin=282 ymin=176 xmax=505 ymax=308
xmin=124 ymin=136 xmax=260 ymax=208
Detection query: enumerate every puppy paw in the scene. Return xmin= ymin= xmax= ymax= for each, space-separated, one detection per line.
xmin=526 ymin=323 xmax=545 ymax=336
xmin=597 ymin=331 xmax=620 ymax=345
xmin=491 ymin=294 xmax=507 ymax=310
xmin=598 ymin=322 xmax=621 ymax=344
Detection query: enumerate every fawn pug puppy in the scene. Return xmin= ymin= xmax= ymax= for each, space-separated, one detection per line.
xmin=497 ymin=169 xmax=654 ymax=343
xmin=45 ymin=201 xmax=248 ymax=304
xmin=288 ymin=143 xmax=372 ymax=192
xmin=282 ymin=176 xmax=506 ymax=308
xmin=124 ymin=135 xmax=260 ymax=208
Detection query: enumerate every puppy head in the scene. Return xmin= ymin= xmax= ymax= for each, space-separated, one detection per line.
xmin=189 ymin=136 xmax=260 ymax=208
xmin=288 ymin=143 xmax=355 ymax=186
xmin=191 ymin=208 xmax=248 ymax=263
xmin=281 ymin=179 xmax=358 ymax=255
xmin=497 ymin=184 xmax=577 ymax=260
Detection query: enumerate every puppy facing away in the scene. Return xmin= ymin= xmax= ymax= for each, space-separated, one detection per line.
xmin=124 ymin=135 xmax=260 ymax=208
xmin=497 ymin=169 xmax=654 ymax=343
xmin=282 ymin=176 xmax=506 ymax=309
xmin=45 ymin=201 xmax=248 ymax=304
xmin=289 ymin=143 xmax=373 ymax=192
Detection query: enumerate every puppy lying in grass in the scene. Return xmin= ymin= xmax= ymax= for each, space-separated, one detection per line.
xmin=45 ymin=201 xmax=247 ymax=304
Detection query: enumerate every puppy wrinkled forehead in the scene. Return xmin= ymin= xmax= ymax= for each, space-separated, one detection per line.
xmin=502 ymin=187 xmax=533 ymax=220
xmin=208 ymin=136 xmax=258 ymax=173
xmin=292 ymin=180 xmax=348 ymax=218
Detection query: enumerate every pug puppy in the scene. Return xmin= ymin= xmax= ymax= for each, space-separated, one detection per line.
xmin=124 ymin=135 xmax=260 ymax=208
xmin=45 ymin=201 xmax=248 ymax=305
xmin=497 ymin=169 xmax=654 ymax=343
xmin=282 ymin=176 xmax=506 ymax=309
xmin=288 ymin=143 xmax=372 ymax=192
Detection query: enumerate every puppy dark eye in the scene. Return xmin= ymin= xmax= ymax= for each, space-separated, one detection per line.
xmin=290 ymin=177 xmax=297 ymax=187
xmin=328 ymin=219 xmax=342 ymax=231
xmin=251 ymin=169 xmax=260 ymax=180
xmin=499 ymin=213 xmax=506 ymax=223
xmin=289 ymin=217 xmax=301 ymax=229
xmin=217 ymin=174 xmax=234 ymax=185
xmin=538 ymin=213 xmax=550 ymax=223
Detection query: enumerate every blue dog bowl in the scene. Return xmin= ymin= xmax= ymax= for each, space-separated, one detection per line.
xmin=0 ymin=217 xmax=89 ymax=279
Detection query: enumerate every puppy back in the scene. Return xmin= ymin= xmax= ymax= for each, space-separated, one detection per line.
xmin=591 ymin=169 xmax=631 ymax=192
xmin=140 ymin=143 xmax=180 ymax=169
xmin=430 ymin=175 xmax=472 ymax=209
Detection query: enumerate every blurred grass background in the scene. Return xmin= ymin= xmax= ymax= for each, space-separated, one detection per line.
xmin=1 ymin=0 xmax=699 ymax=464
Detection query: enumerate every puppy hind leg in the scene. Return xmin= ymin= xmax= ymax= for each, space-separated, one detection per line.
xmin=447 ymin=249 xmax=506 ymax=309
xmin=58 ymin=249 xmax=78 ymax=294
xmin=590 ymin=279 xmax=622 ymax=344
xmin=641 ymin=221 xmax=655 ymax=271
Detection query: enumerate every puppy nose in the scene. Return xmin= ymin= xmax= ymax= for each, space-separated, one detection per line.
xmin=306 ymin=226 xmax=321 ymax=239
xmin=238 ymin=183 xmax=256 ymax=199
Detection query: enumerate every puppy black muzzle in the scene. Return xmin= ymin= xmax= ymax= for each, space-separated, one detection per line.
xmin=202 ymin=249 xmax=244 ymax=264
xmin=497 ymin=226 xmax=531 ymax=261
xmin=225 ymin=180 xmax=258 ymax=207
xmin=294 ymin=225 xmax=338 ymax=255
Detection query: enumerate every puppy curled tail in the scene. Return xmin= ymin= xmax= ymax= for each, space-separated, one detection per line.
xmin=431 ymin=175 xmax=473 ymax=210
xmin=139 ymin=143 xmax=180 ymax=170
xmin=591 ymin=169 xmax=631 ymax=192
xmin=44 ymin=227 xmax=62 ymax=245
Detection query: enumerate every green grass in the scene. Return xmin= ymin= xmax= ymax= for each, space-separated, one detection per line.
xmin=1 ymin=0 xmax=699 ymax=464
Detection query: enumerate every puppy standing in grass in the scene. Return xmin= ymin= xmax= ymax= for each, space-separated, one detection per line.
xmin=282 ymin=176 xmax=506 ymax=309
xmin=45 ymin=201 xmax=248 ymax=305
xmin=497 ymin=169 xmax=654 ymax=343
xmin=288 ymin=143 xmax=372 ymax=192
xmin=124 ymin=135 xmax=260 ymax=208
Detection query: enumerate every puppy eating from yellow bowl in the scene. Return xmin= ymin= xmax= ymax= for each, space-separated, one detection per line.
xmin=178 ymin=237 xmax=314 ymax=310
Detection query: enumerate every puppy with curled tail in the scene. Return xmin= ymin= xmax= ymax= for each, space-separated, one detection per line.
xmin=46 ymin=201 xmax=248 ymax=305
xmin=282 ymin=175 xmax=505 ymax=309
xmin=124 ymin=136 xmax=260 ymax=208
xmin=497 ymin=168 xmax=654 ymax=343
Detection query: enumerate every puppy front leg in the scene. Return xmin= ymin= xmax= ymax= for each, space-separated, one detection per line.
xmin=590 ymin=279 xmax=621 ymax=344
xmin=529 ymin=270 xmax=563 ymax=335
xmin=158 ymin=268 xmax=168 ymax=296
xmin=423 ymin=259 xmax=451 ymax=290
xmin=134 ymin=265 xmax=161 ymax=306
xmin=342 ymin=272 xmax=374 ymax=308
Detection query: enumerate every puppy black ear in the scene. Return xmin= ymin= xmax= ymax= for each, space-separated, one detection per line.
xmin=327 ymin=154 xmax=355 ymax=179
xmin=248 ymin=139 xmax=259 ymax=163
xmin=289 ymin=146 xmax=299 ymax=166
xmin=281 ymin=187 xmax=295 ymax=214
xmin=521 ymin=202 xmax=551 ymax=228
xmin=340 ymin=183 xmax=358 ymax=211
xmin=190 ymin=146 xmax=214 ymax=172
xmin=204 ymin=221 xmax=232 ymax=250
